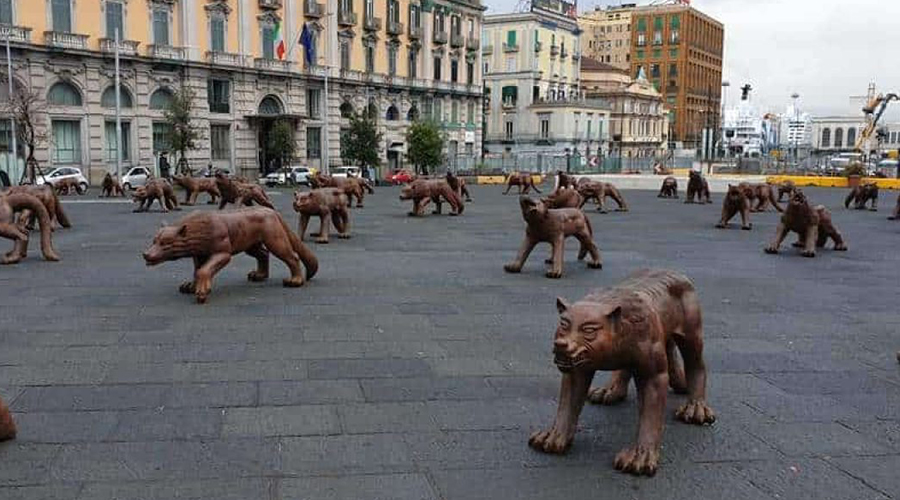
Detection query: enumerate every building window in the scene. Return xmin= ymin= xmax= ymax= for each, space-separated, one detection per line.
xmin=388 ymin=45 xmax=397 ymax=75
xmin=466 ymin=61 xmax=473 ymax=85
xmin=51 ymin=0 xmax=72 ymax=33
xmin=505 ymin=120 xmax=514 ymax=140
xmin=365 ymin=0 xmax=374 ymax=23
xmin=636 ymin=49 xmax=644 ymax=60
xmin=422 ymin=97 xmax=433 ymax=119
xmin=106 ymin=1 xmax=125 ymax=38
xmin=210 ymin=14 xmax=226 ymax=52
xmin=501 ymin=85 xmax=517 ymax=106
xmin=821 ymin=128 xmax=831 ymax=148
xmin=652 ymin=48 xmax=661 ymax=58
xmin=670 ymin=15 xmax=681 ymax=28
xmin=409 ymin=4 xmax=420 ymax=28
xmin=669 ymin=48 xmax=678 ymax=58
xmin=651 ymin=64 xmax=660 ymax=78
xmin=105 ymin=121 xmax=131 ymax=162
xmin=207 ymin=79 xmax=230 ymax=114
xmin=653 ymin=31 xmax=662 ymax=45
xmin=101 ymin=86 xmax=133 ymax=108
xmin=636 ymin=18 xmax=646 ymax=32
xmin=365 ymin=44 xmax=375 ymax=73
xmin=340 ymin=39 xmax=350 ymax=70
xmin=847 ymin=127 xmax=857 ymax=147
xmin=386 ymin=105 xmax=399 ymax=121
xmin=505 ymin=55 xmax=515 ymax=72
xmin=668 ymin=63 xmax=678 ymax=78
xmin=467 ymin=100 xmax=475 ymax=124
xmin=47 ymin=81 xmax=82 ymax=106
xmin=506 ymin=30 xmax=516 ymax=47
xmin=670 ymin=30 xmax=680 ymax=44
xmin=408 ymin=48 xmax=417 ymax=78
xmin=434 ymin=98 xmax=443 ymax=121
xmin=152 ymin=122 xmax=172 ymax=153
xmin=637 ymin=33 xmax=645 ymax=47
xmin=451 ymin=15 xmax=460 ymax=37
xmin=307 ymin=88 xmax=321 ymax=118
xmin=834 ymin=128 xmax=844 ymax=149
xmin=433 ymin=11 xmax=444 ymax=34
xmin=450 ymin=101 xmax=459 ymax=123
xmin=0 ymin=0 xmax=12 ymax=25
xmin=210 ymin=124 xmax=230 ymax=160
xmin=262 ymin=23 xmax=276 ymax=59
xmin=52 ymin=120 xmax=81 ymax=164
xmin=539 ymin=113 xmax=550 ymax=139
xmin=433 ymin=56 xmax=441 ymax=80
xmin=306 ymin=127 xmax=321 ymax=158
xmin=450 ymin=59 xmax=458 ymax=82
xmin=388 ymin=0 xmax=399 ymax=24
xmin=153 ymin=9 xmax=170 ymax=45
xmin=149 ymin=88 xmax=173 ymax=110
xmin=654 ymin=16 xmax=663 ymax=30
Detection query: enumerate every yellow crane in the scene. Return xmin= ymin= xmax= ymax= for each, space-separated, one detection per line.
xmin=855 ymin=92 xmax=899 ymax=154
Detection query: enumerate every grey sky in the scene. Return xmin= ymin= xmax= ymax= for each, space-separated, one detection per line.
xmin=483 ymin=0 xmax=900 ymax=120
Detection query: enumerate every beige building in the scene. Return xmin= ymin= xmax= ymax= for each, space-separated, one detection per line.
xmin=482 ymin=9 xmax=610 ymax=166
xmin=0 ymin=0 xmax=484 ymax=184
xmin=579 ymin=4 xmax=632 ymax=71
xmin=581 ymin=56 xmax=667 ymax=159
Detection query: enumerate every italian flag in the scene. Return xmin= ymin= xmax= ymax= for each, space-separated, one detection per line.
xmin=275 ymin=20 xmax=286 ymax=60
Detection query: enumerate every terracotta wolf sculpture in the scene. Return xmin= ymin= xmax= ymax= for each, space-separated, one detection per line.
xmin=844 ymin=182 xmax=878 ymax=211
xmin=0 ymin=395 xmax=15 ymax=441
xmin=174 ymin=175 xmax=220 ymax=205
xmin=133 ymin=179 xmax=180 ymax=213
xmin=504 ymin=196 xmax=602 ymax=278
xmin=293 ymin=188 xmax=351 ymax=243
xmin=399 ymin=179 xmax=464 ymax=216
xmin=765 ymin=189 xmax=847 ymax=257
xmin=716 ymin=184 xmax=753 ymax=230
xmin=684 ymin=170 xmax=711 ymax=204
xmin=658 ymin=177 xmax=678 ymax=198
xmin=0 ymin=192 xmax=61 ymax=264
xmin=215 ymin=172 xmax=274 ymax=210
xmin=309 ymin=173 xmax=370 ymax=207
xmin=889 ymin=193 xmax=900 ymax=220
xmin=142 ymin=207 xmax=318 ymax=303
xmin=101 ymin=172 xmax=126 ymax=198
xmin=529 ymin=269 xmax=715 ymax=477
xmin=777 ymin=180 xmax=796 ymax=201
xmin=556 ymin=171 xmax=577 ymax=190
xmin=445 ymin=172 xmax=472 ymax=202
xmin=7 ymin=185 xmax=71 ymax=230
xmin=542 ymin=188 xmax=584 ymax=209
xmin=741 ymin=182 xmax=783 ymax=213
xmin=503 ymin=173 xmax=542 ymax=195
xmin=577 ymin=179 xmax=628 ymax=213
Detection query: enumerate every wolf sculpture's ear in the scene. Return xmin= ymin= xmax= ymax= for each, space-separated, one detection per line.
xmin=556 ymin=297 xmax=570 ymax=314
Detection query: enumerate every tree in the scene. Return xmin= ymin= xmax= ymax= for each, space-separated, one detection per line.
xmin=3 ymin=88 xmax=48 ymax=184
xmin=266 ymin=119 xmax=296 ymax=173
xmin=406 ymin=120 xmax=444 ymax=175
xmin=341 ymin=111 xmax=382 ymax=170
xmin=165 ymin=87 xmax=203 ymax=173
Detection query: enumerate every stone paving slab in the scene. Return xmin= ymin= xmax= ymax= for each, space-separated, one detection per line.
xmin=1 ymin=184 xmax=898 ymax=499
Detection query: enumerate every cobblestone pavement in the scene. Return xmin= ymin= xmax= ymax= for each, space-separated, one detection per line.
xmin=1 ymin=184 xmax=898 ymax=500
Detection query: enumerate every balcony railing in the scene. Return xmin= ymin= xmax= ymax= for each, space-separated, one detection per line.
xmin=433 ymin=30 xmax=447 ymax=44
xmin=338 ymin=11 xmax=357 ymax=26
xmin=254 ymin=58 xmax=292 ymax=72
xmin=502 ymin=99 xmax=517 ymax=109
xmin=0 ymin=26 xmax=31 ymax=43
xmin=549 ymin=44 xmax=559 ymax=56
xmin=363 ymin=16 xmax=382 ymax=31
xmin=99 ymin=38 xmax=139 ymax=56
xmin=387 ymin=20 xmax=403 ymax=35
xmin=450 ymin=32 xmax=464 ymax=47
xmin=44 ymin=31 xmax=89 ymax=50
xmin=206 ymin=51 xmax=242 ymax=66
xmin=147 ymin=44 xmax=186 ymax=60
xmin=304 ymin=0 xmax=324 ymax=17
xmin=502 ymin=42 xmax=518 ymax=52
xmin=466 ymin=36 xmax=479 ymax=50
xmin=482 ymin=44 xmax=492 ymax=54
xmin=408 ymin=24 xmax=422 ymax=39
xmin=534 ymin=41 xmax=542 ymax=52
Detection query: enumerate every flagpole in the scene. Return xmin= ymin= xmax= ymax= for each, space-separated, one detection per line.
xmin=115 ymin=28 xmax=122 ymax=181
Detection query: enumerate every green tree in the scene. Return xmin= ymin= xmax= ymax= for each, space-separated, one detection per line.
xmin=406 ymin=120 xmax=444 ymax=175
xmin=341 ymin=112 xmax=382 ymax=169
xmin=165 ymin=87 xmax=203 ymax=171
xmin=266 ymin=119 xmax=296 ymax=171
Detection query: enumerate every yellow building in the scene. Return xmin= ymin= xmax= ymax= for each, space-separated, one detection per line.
xmin=0 ymin=0 xmax=484 ymax=183
xmin=578 ymin=4 xmax=632 ymax=71
xmin=482 ymin=8 xmax=610 ymax=168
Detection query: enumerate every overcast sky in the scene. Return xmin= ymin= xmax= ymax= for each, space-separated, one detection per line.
xmin=483 ymin=0 xmax=900 ymax=120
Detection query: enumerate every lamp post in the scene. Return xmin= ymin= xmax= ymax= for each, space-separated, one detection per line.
xmin=721 ymin=81 xmax=730 ymax=160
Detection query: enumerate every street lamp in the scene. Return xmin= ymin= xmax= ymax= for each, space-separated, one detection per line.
xmin=721 ymin=81 xmax=730 ymax=160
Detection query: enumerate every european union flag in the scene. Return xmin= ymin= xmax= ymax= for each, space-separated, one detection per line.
xmin=300 ymin=23 xmax=316 ymax=67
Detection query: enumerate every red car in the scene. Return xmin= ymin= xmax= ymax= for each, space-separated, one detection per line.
xmin=387 ymin=169 xmax=415 ymax=185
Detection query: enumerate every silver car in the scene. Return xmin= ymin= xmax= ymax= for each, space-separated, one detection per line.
xmin=121 ymin=167 xmax=152 ymax=190
xmin=36 ymin=167 xmax=89 ymax=193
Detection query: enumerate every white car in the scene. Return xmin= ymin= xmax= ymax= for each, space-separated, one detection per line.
xmin=121 ymin=166 xmax=152 ymax=190
xmin=331 ymin=166 xmax=361 ymax=179
xmin=36 ymin=167 xmax=89 ymax=193
xmin=289 ymin=166 xmax=311 ymax=185
xmin=259 ymin=166 xmax=311 ymax=187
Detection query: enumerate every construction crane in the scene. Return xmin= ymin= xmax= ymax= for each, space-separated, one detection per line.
xmin=855 ymin=92 xmax=899 ymax=155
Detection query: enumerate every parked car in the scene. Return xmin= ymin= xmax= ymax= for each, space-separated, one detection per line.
xmin=121 ymin=166 xmax=152 ymax=190
xmin=258 ymin=166 xmax=311 ymax=187
xmin=35 ymin=167 xmax=89 ymax=193
xmin=331 ymin=166 xmax=361 ymax=179
xmin=387 ymin=169 xmax=415 ymax=185
xmin=205 ymin=167 xmax=231 ymax=178
xmin=288 ymin=166 xmax=311 ymax=185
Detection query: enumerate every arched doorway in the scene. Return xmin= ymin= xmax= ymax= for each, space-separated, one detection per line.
xmin=256 ymin=95 xmax=289 ymax=175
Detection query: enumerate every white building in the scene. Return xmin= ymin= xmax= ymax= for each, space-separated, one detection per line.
xmin=721 ymin=86 xmax=764 ymax=158
xmin=811 ymin=117 xmax=864 ymax=152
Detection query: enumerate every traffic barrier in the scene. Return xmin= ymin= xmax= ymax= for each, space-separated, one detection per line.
xmin=765 ymin=175 xmax=900 ymax=190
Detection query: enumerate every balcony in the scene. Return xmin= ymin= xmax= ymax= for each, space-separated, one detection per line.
xmin=206 ymin=51 xmax=242 ymax=66
xmin=549 ymin=44 xmax=559 ymax=56
xmin=482 ymin=44 xmax=492 ymax=54
xmin=408 ymin=24 xmax=422 ymax=39
xmin=304 ymin=0 xmax=324 ymax=17
xmin=534 ymin=41 xmax=542 ymax=52
xmin=466 ymin=36 xmax=479 ymax=51
xmin=44 ymin=31 xmax=89 ymax=50
xmin=259 ymin=0 xmax=282 ymax=8
xmin=147 ymin=44 xmax=186 ymax=60
xmin=363 ymin=16 xmax=382 ymax=31
xmin=254 ymin=58 xmax=292 ymax=72
xmin=99 ymin=38 xmax=139 ymax=56
xmin=433 ymin=30 xmax=447 ymax=44
xmin=502 ymin=42 xmax=518 ymax=52
xmin=338 ymin=10 xmax=357 ymax=26
xmin=387 ymin=20 xmax=404 ymax=36
xmin=0 ymin=26 xmax=31 ymax=43
xmin=450 ymin=32 xmax=464 ymax=47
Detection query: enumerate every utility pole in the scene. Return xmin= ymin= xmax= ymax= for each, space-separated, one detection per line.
xmin=114 ymin=29 xmax=123 ymax=181
xmin=5 ymin=29 xmax=17 ymax=183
